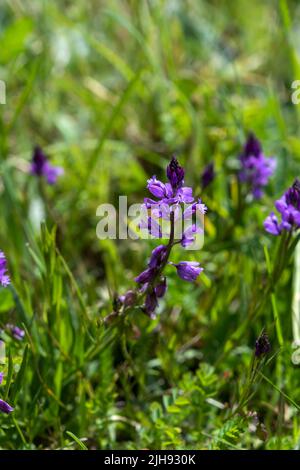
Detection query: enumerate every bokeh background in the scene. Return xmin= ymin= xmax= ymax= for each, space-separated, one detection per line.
xmin=1 ymin=0 xmax=300 ymax=450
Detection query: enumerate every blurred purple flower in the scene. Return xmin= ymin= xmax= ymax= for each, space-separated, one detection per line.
xmin=0 ymin=372 xmax=3 ymax=385
xmin=155 ymin=277 xmax=167 ymax=298
xmin=264 ymin=180 xmax=300 ymax=235
xmin=145 ymin=291 xmax=158 ymax=317
xmin=135 ymin=268 xmax=156 ymax=285
xmin=0 ymin=399 xmax=14 ymax=414
xmin=31 ymin=146 xmax=63 ymax=185
xmin=201 ymin=162 xmax=215 ymax=189
xmin=264 ymin=213 xmax=281 ymax=236
xmin=239 ymin=133 xmax=276 ymax=199
xmin=172 ymin=261 xmax=203 ymax=282
xmin=0 ymin=251 xmax=10 ymax=287
xmin=6 ymin=324 xmax=25 ymax=341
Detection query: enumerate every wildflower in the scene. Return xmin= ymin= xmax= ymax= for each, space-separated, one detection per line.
xmin=0 ymin=251 xmax=10 ymax=287
xmin=201 ymin=162 xmax=215 ymax=189
xmin=31 ymin=146 xmax=63 ymax=185
xmin=0 ymin=372 xmax=3 ymax=384
xmin=132 ymin=157 xmax=205 ymax=317
xmin=239 ymin=133 xmax=276 ymax=199
xmin=171 ymin=261 xmax=203 ymax=282
xmin=264 ymin=180 xmax=300 ymax=235
xmin=147 ymin=176 xmax=172 ymax=199
xmin=155 ymin=277 xmax=167 ymax=298
xmin=135 ymin=245 xmax=168 ymax=287
xmin=181 ymin=224 xmax=203 ymax=248
xmin=148 ymin=245 xmax=168 ymax=269
xmin=146 ymin=157 xmax=194 ymax=205
xmin=135 ymin=268 xmax=156 ymax=285
xmin=0 ymin=399 xmax=14 ymax=414
xmin=255 ymin=332 xmax=271 ymax=357
xmin=263 ymin=212 xmax=281 ymax=236
xmin=145 ymin=291 xmax=158 ymax=317
xmin=6 ymin=324 xmax=25 ymax=341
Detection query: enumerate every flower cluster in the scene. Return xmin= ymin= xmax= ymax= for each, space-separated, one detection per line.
xmin=31 ymin=146 xmax=63 ymax=185
xmin=239 ymin=133 xmax=276 ymax=199
xmin=131 ymin=157 xmax=206 ymax=317
xmin=0 ymin=372 xmax=13 ymax=414
xmin=264 ymin=179 xmax=300 ymax=236
xmin=0 ymin=251 xmax=10 ymax=288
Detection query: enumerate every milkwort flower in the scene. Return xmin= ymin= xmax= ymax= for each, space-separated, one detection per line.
xmin=0 ymin=251 xmax=10 ymax=287
xmin=264 ymin=179 xmax=300 ymax=236
xmin=239 ymin=133 xmax=276 ymax=199
xmin=31 ymin=146 xmax=63 ymax=185
xmin=123 ymin=157 xmax=207 ymax=317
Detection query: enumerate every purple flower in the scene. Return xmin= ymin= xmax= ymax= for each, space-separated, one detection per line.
xmin=239 ymin=133 xmax=276 ymax=199
xmin=146 ymin=157 xmax=194 ymax=206
xmin=255 ymin=332 xmax=271 ymax=357
xmin=244 ymin=133 xmax=262 ymax=156
xmin=31 ymin=146 xmax=63 ymax=185
xmin=0 ymin=251 xmax=10 ymax=287
xmin=172 ymin=261 xmax=203 ymax=282
xmin=264 ymin=213 xmax=281 ymax=236
xmin=0 ymin=372 xmax=3 ymax=385
xmin=145 ymin=291 xmax=158 ymax=317
xmin=0 ymin=399 xmax=14 ymax=414
xmin=148 ymin=245 xmax=168 ymax=269
xmin=264 ymin=180 xmax=300 ymax=235
xmin=166 ymin=157 xmax=185 ymax=190
xmin=181 ymin=224 xmax=203 ymax=248
xmin=201 ymin=163 xmax=215 ymax=189
xmin=6 ymin=324 xmax=25 ymax=341
xmin=147 ymin=176 xmax=172 ymax=199
xmin=135 ymin=245 xmax=168 ymax=286
xmin=155 ymin=277 xmax=167 ymax=298
xmin=135 ymin=268 xmax=156 ymax=285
